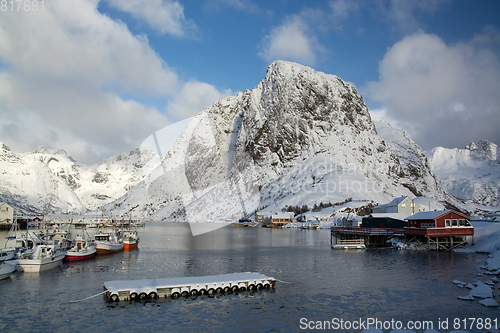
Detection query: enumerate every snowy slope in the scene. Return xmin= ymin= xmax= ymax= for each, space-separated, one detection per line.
xmin=425 ymin=140 xmax=500 ymax=209
xmin=104 ymin=61 xmax=452 ymax=221
xmin=0 ymin=143 xmax=86 ymax=214
xmin=0 ymin=143 xmax=158 ymax=214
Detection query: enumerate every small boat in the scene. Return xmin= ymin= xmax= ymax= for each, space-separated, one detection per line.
xmin=16 ymin=244 xmax=66 ymax=273
xmin=0 ymin=249 xmax=16 ymax=262
xmin=64 ymin=236 xmax=96 ymax=262
xmin=0 ymin=261 xmax=16 ymax=280
xmin=95 ymin=230 xmax=123 ymax=255
xmin=122 ymin=230 xmax=139 ymax=251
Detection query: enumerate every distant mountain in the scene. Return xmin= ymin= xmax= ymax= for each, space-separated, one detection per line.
xmin=426 ymin=140 xmax=500 ymax=209
xmin=0 ymin=143 xmax=157 ymax=215
xmin=102 ymin=61 xmax=455 ymax=221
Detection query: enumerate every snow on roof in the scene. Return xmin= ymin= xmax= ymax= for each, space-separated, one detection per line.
xmin=386 ymin=196 xmax=408 ymax=207
xmin=369 ymin=213 xmax=408 ymax=220
xmin=272 ymin=214 xmax=292 ymax=219
xmin=405 ymin=210 xmax=448 ymax=220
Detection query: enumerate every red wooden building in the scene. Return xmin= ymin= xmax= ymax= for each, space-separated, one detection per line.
xmin=404 ymin=210 xmax=474 ymax=250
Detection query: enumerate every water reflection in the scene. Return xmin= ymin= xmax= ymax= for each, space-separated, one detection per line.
xmin=0 ymin=223 xmax=495 ymax=333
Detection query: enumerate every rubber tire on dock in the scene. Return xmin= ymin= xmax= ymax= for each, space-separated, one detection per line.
xmin=239 ymin=286 xmax=247 ymax=292
xmin=199 ymin=289 xmax=206 ymax=295
xmin=181 ymin=291 xmax=189 ymax=297
xmin=110 ymin=294 xmax=119 ymax=302
xmin=248 ymin=284 xmax=255 ymax=291
xmin=171 ymin=292 xmax=180 ymax=298
xmin=231 ymin=286 xmax=238 ymax=293
xmin=139 ymin=292 xmax=147 ymax=300
xmin=223 ymin=287 xmax=230 ymax=293
xmin=256 ymin=284 xmax=263 ymax=290
xmin=216 ymin=287 xmax=222 ymax=293
xmin=207 ymin=289 xmax=215 ymax=295
xmin=129 ymin=292 xmax=138 ymax=300
xmin=148 ymin=292 xmax=158 ymax=299
xmin=190 ymin=289 xmax=198 ymax=296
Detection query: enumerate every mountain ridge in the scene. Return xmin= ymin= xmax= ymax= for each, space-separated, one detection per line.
xmin=0 ymin=61 xmax=497 ymax=217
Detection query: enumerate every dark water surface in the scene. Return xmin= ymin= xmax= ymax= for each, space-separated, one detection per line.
xmin=0 ymin=223 xmax=497 ymax=332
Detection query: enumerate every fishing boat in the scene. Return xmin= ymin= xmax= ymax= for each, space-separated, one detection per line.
xmin=64 ymin=235 xmax=96 ymax=262
xmin=16 ymin=244 xmax=66 ymax=273
xmin=0 ymin=261 xmax=16 ymax=280
xmin=95 ymin=229 xmax=123 ymax=254
xmin=122 ymin=230 xmax=139 ymax=251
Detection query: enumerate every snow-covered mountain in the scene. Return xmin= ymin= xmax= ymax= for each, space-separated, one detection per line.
xmin=426 ymin=140 xmax=500 ymax=209
xmin=0 ymin=143 xmax=157 ymax=215
xmin=103 ymin=61 xmax=454 ymax=221
xmin=4 ymin=61 xmax=487 ymax=220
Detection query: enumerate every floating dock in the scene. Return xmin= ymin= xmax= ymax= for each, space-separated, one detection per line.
xmin=103 ymin=272 xmax=276 ymax=301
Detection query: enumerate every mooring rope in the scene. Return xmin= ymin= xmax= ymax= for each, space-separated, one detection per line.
xmin=275 ymin=278 xmax=292 ymax=284
xmin=69 ymin=290 xmax=107 ymax=303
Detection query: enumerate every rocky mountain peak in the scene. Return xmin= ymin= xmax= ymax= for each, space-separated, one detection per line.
xmin=466 ymin=140 xmax=498 ymax=161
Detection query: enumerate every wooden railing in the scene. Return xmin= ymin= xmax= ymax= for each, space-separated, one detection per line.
xmin=331 ymin=226 xmax=405 ymax=236
xmin=336 ymin=239 xmax=365 ymax=245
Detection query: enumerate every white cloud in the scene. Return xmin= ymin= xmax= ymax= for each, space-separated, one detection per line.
xmin=0 ymin=0 xmax=178 ymax=95
xmin=106 ymin=0 xmax=197 ymax=38
xmin=0 ymin=0 xmax=178 ymax=163
xmin=366 ymin=30 xmax=500 ymax=149
xmin=329 ymin=0 xmax=358 ymax=18
xmin=166 ymin=81 xmax=232 ymax=120
xmin=204 ymin=0 xmax=261 ymax=14
xmin=258 ymin=15 xmax=321 ymax=66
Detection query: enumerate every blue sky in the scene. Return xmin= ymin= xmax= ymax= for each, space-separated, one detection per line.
xmin=0 ymin=0 xmax=499 ymax=163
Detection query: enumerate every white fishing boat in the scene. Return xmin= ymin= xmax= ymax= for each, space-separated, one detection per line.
xmin=16 ymin=244 xmax=66 ymax=273
xmin=0 ymin=261 xmax=16 ymax=280
xmin=95 ymin=230 xmax=123 ymax=254
xmin=64 ymin=235 xmax=96 ymax=262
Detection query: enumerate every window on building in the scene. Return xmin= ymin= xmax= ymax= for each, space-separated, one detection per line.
xmin=401 ymin=203 xmax=406 ymax=208
xmin=452 ymin=219 xmax=458 ymax=227
xmin=445 ymin=219 xmax=451 ymax=227
xmin=459 ymin=219 xmax=465 ymax=226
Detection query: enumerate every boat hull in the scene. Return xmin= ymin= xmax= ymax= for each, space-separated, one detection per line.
xmin=123 ymin=241 xmax=139 ymax=251
xmin=16 ymin=254 xmax=65 ymax=273
xmin=96 ymin=243 xmax=123 ymax=255
xmin=0 ymin=262 xmax=16 ymax=280
xmin=64 ymin=250 xmax=96 ymax=262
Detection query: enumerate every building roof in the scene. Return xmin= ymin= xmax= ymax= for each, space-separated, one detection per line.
xmin=271 ymin=214 xmax=292 ymax=219
xmin=386 ymin=196 xmax=408 ymax=207
xmin=405 ymin=210 xmax=470 ymax=221
xmin=369 ymin=213 xmax=408 ymax=220
xmin=405 ymin=210 xmax=447 ymax=220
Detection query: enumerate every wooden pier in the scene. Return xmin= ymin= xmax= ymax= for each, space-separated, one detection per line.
xmin=331 ymin=227 xmax=404 ymax=248
xmin=103 ymin=272 xmax=276 ymax=301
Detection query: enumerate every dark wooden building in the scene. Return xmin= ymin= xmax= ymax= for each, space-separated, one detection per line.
xmin=362 ymin=213 xmax=408 ymax=229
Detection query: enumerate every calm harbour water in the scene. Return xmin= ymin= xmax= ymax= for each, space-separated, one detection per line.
xmin=0 ymin=223 xmax=497 ymax=333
